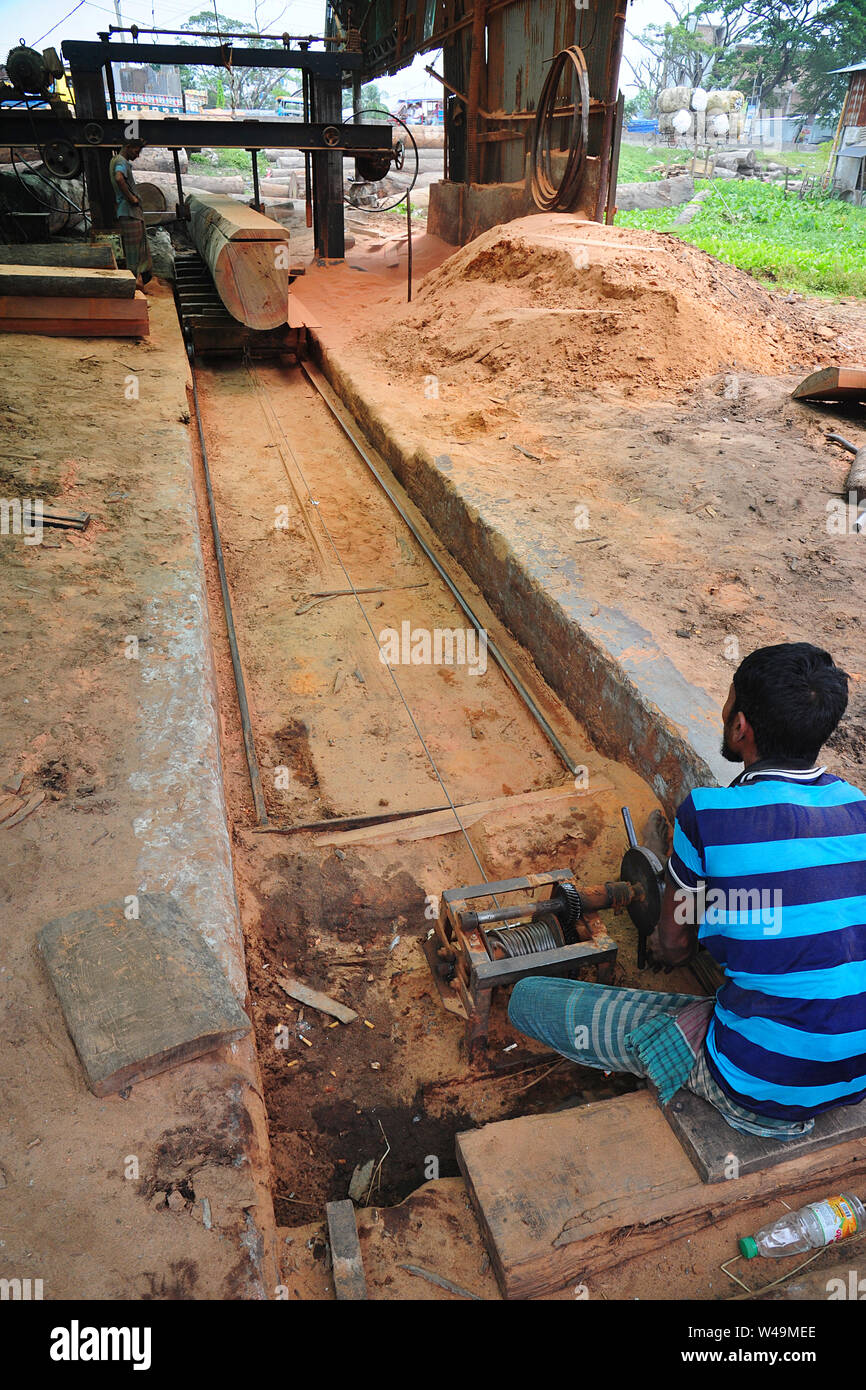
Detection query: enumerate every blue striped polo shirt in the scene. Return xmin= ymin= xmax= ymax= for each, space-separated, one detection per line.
xmin=669 ymin=762 xmax=866 ymax=1121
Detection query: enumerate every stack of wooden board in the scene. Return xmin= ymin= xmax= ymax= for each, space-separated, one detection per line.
xmin=0 ymin=254 xmax=148 ymax=337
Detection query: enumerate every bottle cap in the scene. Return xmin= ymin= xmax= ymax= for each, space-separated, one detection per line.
xmin=738 ymin=1236 xmax=759 ymax=1259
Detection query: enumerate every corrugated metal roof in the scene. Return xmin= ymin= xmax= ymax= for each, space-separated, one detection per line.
xmin=831 ymin=62 xmax=866 ymax=74
xmin=839 ymin=144 xmax=866 ymax=157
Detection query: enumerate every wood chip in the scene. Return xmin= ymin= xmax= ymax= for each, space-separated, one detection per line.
xmin=274 ymin=974 xmax=358 ymax=1024
xmin=2 ymin=790 xmax=44 ymax=828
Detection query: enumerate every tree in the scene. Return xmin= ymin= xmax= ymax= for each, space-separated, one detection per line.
xmin=626 ymin=2 xmax=863 ymax=117
xmin=798 ymin=1 xmax=866 ymax=116
xmin=705 ymin=1 xmax=817 ymax=100
xmin=178 ymin=10 xmax=299 ymax=112
xmin=700 ymin=1 xmax=865 ymax=112
xmin=625 ymin=0 xmax=754 ymax=102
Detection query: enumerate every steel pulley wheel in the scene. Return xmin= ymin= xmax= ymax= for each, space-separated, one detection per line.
xmin=531 ymin=45 xmax=590 ymax=213
xmin=83 ymin=122 xmax=104 ymax=145
xmin=322 ymin=125 xmax=341 ymax=147
xmin=343 ymin=108 xmax=419 ymax=214
xmin=621 ymin=844 xmax=665 ymax=968
xmin=40 ymin=139 xmax=82 ymax=180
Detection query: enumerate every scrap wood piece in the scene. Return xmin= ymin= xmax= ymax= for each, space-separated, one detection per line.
xmin=792 ymin=365 xmax=866 ymax=403
xmin=41 ymin=506 xmax=90 ymax=530
xmin=38 ymin=892 xmax=250 ymax=1096
xmin=313 ymin=780 xmax=612 ymax=849
xmin=398 ymin=1263 xmax=482 ymax=1300
xmin=662 ymin=1085 xmax=866 ymax=1183
xmin=326 ymin=1199 xmax=368 ymax=1300
xmin=274 ymin=974 xmax=357 ymax=1024
xmin=287 ymin=293 xmax=321 ymax=329
xmin=0 ymin=793 xmax=24 ymax=825
xmin=2 ymin=790 xmax=44 ymax=828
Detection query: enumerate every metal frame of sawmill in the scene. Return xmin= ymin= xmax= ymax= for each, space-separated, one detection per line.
xmin=326 ymin=0 xmax=628 ymax=228
xmin=0 ymin=34 xmax=393 ymax=259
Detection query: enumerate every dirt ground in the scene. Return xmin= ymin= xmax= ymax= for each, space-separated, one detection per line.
xmin=297 ymin=214 xmax=866 ymax=786
xmin=0 ymin=287 xmax=276 ymax=1299
xmin=6 ymin=202 xmax=865 ymax=1303
xmin=188 ymin=355 xmax=685 ymax=1227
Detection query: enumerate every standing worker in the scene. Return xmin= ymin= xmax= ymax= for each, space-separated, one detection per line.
xmin=109 ymin=139 xmax=153 ymax=288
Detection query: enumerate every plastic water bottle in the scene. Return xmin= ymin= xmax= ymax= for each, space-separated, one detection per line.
xmin=739 ymin=1193 xmax=865 ymax=1259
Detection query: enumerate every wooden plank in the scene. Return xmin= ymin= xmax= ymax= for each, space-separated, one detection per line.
xmin=0 ymin=265 xmax=136 ymax=298
xmin=663 ymin=1086 xmax=866 ymax=1182
xmin=313 ymin=780 xmax=612 ymax=848
xmin=273 ymin=974 xmax=358 ymax=1024
xmin=326 ymin=1200 xmax=368 ymax=1300
xmin=0 ymin=243 xmax=116 ymax=268
xmin=792 ymin=365 xmax=866 ymax=402
xmin=0 ymin=291 xmax=148 ymax=337
xmin=188 ymin=192 xmax=289 ymax=330
xmin=38 ymin=893 xmax=250 ymax=1096
xmin=0 ymin=318 xmax=148 ymax=338
xmin=0 ymin=292 xmax=146 ymax=321
xmin=456 ymin=1091 xmax=866 ymax=1299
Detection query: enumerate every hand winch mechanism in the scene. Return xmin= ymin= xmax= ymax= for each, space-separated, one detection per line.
xmin=428 ymin=807 xmax=667 ymax=1059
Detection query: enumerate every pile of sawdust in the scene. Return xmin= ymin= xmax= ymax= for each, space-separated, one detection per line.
xmin=368 ymin=214 xmax=828 ymax=395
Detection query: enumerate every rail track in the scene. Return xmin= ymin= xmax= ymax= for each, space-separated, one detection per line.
xmin=183 ymin=330 xmax=664 ymax=1214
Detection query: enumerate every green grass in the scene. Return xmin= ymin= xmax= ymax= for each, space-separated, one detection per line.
xmin=616 ymin=178 xmax=866 ymax=298
xmin=189 ymin=149 xmax=267 ymax=179
xmin=616 ymin=143 xmax=694 ymax=183
xmin=756 ymin=140 xmax=836 ymax=176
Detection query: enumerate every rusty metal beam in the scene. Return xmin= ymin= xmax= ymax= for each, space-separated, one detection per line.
xmin=595 ymin=0 xmax=628 ymax=222
xmin=465 ymin=0 xmax=488 ymax=185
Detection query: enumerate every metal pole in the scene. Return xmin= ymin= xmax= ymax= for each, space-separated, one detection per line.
xmin=171 ymin=146 xmax=185 ymax=218
xmin=465 ymin=0 xmax=488 ymax=185
xmin=595 ymin=0 xmax=628 ymax=222
xmin=406 ymin=189 xmax=412 ymax=302
xmin=250 ymin=148 xmax=261 ymax=211
xmin=187 ymin=346 xmax=270 ymax=827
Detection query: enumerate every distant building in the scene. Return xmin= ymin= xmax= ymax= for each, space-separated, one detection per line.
xmin=111 ymin=63 xmax=183 ymax=115
xmin=831 ymin=62 xmax=866 ymax=203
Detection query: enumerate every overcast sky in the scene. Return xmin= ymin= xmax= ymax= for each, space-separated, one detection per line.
xmin=0 ymin=0 xmax=686 ymax=99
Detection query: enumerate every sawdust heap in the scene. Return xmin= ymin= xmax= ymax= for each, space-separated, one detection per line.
xmin=371 ymin=215 xmax=825 ymax=394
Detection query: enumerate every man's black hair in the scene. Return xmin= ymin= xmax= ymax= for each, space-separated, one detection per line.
xmin=731 ymin=643 xmax=849 ymax=762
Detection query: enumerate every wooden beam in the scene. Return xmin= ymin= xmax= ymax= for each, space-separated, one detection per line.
xmin=0 ymin=243 xmax=116 ymax=268
xmin=465 ymin=0 xmax=488 ymax=185
xmin=187 ymin=192 xmax=290 ymax=330
xmin=0 ymin=290 xmax=148 ymax=337
xmin=326 ymin=1200 xmax=368 ymax=1300
xmin=0 ymin=265 xmax=136 ymax=298
xmin=457 ymin=1091 xmax=866 ymax=1299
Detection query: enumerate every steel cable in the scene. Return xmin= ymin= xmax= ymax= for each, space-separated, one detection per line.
xmin=531 ymin=45 xmax=590 ymax=213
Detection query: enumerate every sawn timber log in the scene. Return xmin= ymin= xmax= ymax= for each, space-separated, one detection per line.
xmin=188 ymin=192 xmax=290 ymax=330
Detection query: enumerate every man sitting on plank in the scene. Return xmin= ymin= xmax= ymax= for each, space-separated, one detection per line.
xmin=508 ymin=643 xmax=866 ymax=1138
